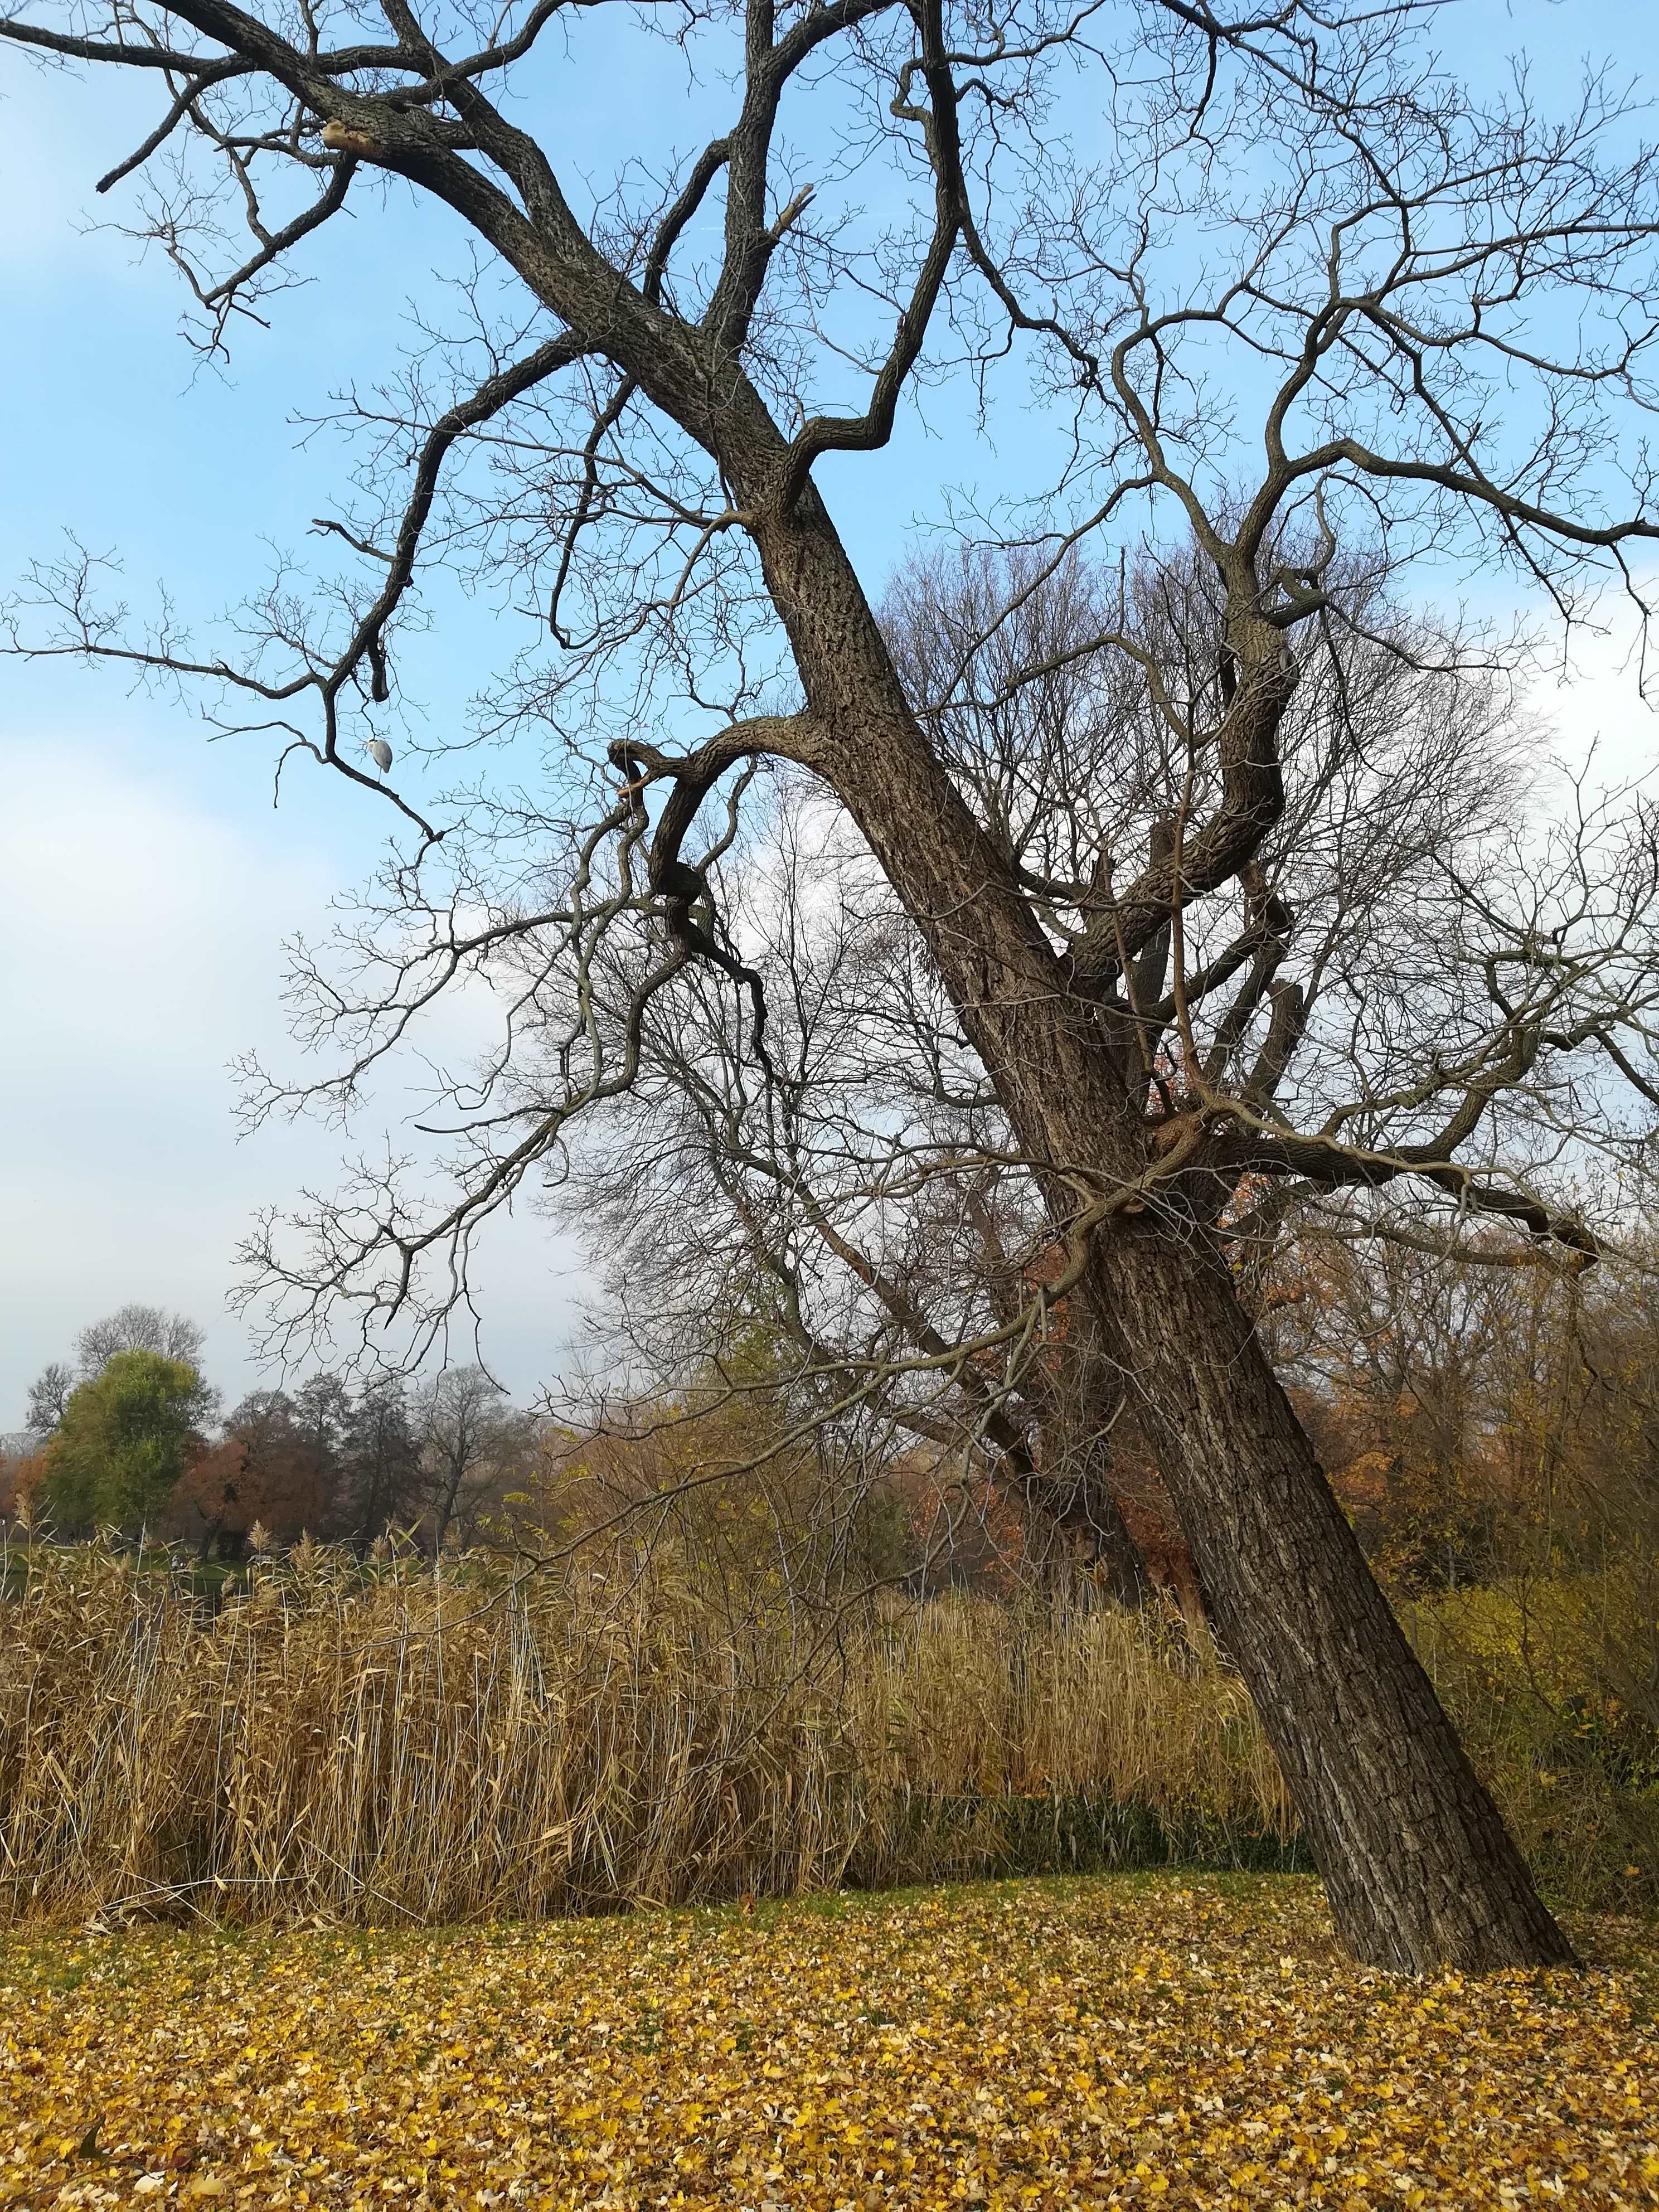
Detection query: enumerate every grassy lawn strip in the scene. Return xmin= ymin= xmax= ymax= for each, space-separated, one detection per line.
xmin=2 ymin=1874 xmax=1656 ymax=2208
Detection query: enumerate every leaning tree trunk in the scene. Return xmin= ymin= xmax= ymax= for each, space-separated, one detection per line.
xmin=742 ymin=486 xmax=1574 ymax=1973
xmin=1086 ymin=1220 xmax=1574 ymax=1973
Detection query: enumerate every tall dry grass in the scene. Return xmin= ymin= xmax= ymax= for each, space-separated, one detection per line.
xmin=0 ymin=1538 xmax=1293 ymax=1927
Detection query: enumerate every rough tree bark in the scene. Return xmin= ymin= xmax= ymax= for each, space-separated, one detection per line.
xmin=1093 ymin=1225 xmax=1574 ymax=1971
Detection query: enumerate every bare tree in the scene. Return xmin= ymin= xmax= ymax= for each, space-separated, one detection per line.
xmin=74 ymin=1305 xmax=207 ymax=1379
xmin=24 ymin=1363 xmax=75 ymax=1435
xmin=412 ymin=1363 xmax=530 ymax=1549
xmin=26 ymin=1306 xmax=213 ymax=1437
xmin=9 ymin=0 xmax=1659 ymax=1966
xmin=549 ymin=545 xmax=1538 ymax=1605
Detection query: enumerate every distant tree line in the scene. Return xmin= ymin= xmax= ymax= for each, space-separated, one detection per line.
xmin=2 ymin=1307 xmax=541 ymax=1558
xmin=8 ymin=1260 xmax=1659 ymax=1621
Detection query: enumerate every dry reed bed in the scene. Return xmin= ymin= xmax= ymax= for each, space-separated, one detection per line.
xmin=0 ymin=1543 xmax=1291 ymax=1926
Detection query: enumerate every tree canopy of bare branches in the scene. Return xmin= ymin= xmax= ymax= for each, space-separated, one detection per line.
xmin=8 ymin=0 xmax=1659 ymax=1970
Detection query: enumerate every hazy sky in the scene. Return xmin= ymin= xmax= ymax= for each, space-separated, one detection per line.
xmin=3 ymin=0 xmax=1657 ymax=1430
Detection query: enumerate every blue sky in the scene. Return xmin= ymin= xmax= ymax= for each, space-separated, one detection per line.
xmin=3 ymin=0 xmax=1657 ymax=1427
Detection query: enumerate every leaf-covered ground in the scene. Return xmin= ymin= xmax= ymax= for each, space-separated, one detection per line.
xmin=3 ymin=1875 xmax=1656 ymax=2209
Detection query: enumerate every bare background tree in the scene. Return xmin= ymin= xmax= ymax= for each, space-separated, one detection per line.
xmin=7 ymin=0 xmax=1659 ymax=1968
xmin=26 ymin=1304 xmax=213 ymax=1438
xmin=413 ymin=1362 xmax=541 ymax=1549
xmin=542 ymin=546 xmax=1548 ymax=1596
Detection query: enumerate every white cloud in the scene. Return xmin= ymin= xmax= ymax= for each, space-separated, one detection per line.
xmin=0 ymin=726 xmax=584 ymax=1425
xmin=1524 ymin=583 xmax=1659 ymax=794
